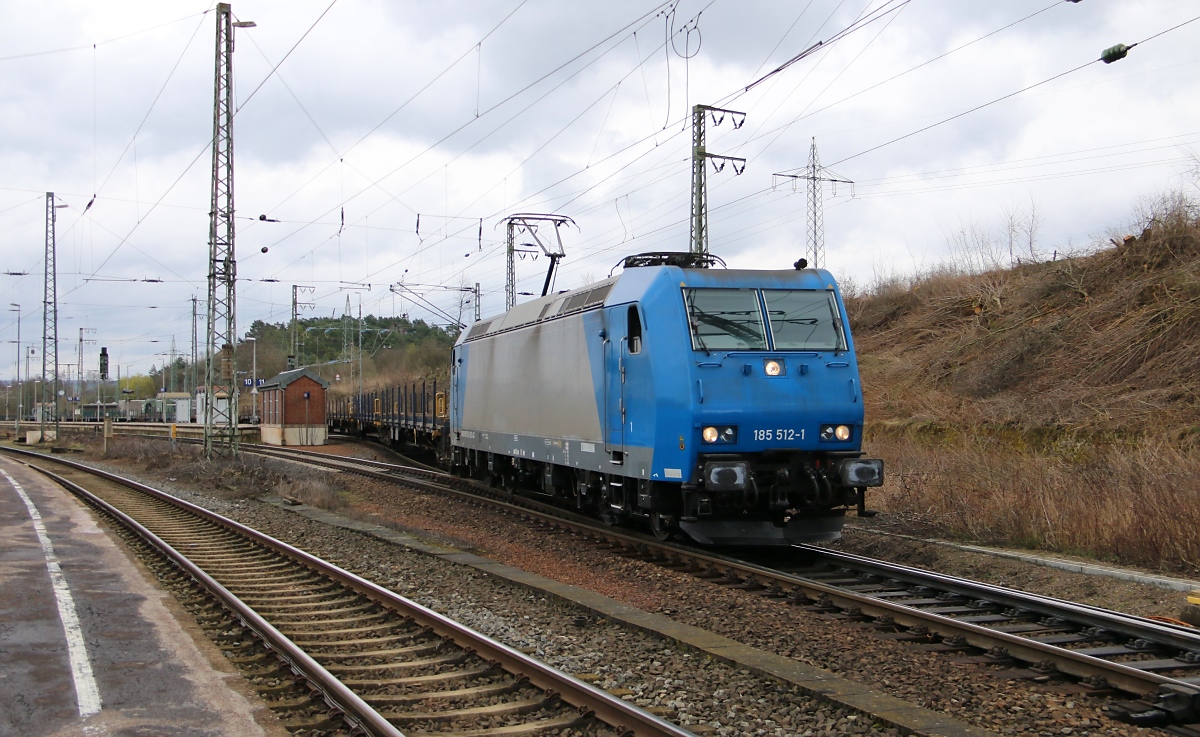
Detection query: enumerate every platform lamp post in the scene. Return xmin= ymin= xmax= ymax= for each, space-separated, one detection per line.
xmin=246 ymin=336 xmax=258 ymax=424
xmin=8 ymin=303 xmax=19 ymax=436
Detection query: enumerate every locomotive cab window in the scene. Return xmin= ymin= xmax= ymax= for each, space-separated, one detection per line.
xmin=683 ymin=288 xmax=767 ymax=351
xmin=627 ymin=305 xmax=642 ymax=354
xmin=763 ymin=290 xmax=848 ymax=352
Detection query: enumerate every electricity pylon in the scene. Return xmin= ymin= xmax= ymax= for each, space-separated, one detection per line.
xmin=773 ymin=138 xmax=853 ymax=269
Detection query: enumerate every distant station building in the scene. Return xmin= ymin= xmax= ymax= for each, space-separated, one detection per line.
xmin=194 ymin=388 xmax=230 ymax=425
xmin=157 ymin=392 xmax=192 ymax=423
xmin=259 ymin=368 xmax=329 ymax=446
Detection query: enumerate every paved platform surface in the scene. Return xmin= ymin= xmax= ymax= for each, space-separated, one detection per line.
xmin=0 ymin=454 xmax=286 ymax=737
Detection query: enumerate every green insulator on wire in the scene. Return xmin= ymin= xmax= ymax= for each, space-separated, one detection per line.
xmin=1100 ymin=43 xmax=1129 ymax=64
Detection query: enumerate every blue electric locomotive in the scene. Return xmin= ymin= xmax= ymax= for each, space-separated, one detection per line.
xmin=448 ymin=252 xmax=883 ymax=546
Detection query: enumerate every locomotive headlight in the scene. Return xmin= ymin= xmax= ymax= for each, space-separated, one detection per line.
xmin=820 ymin=424 xmax=854 ymax=442
xmin=763 ymin=359 xmax=783 ymax=376
xmin=701 ymin=425 xmax=738 ymax=444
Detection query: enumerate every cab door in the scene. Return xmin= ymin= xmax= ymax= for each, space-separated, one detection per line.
xmin=603 ymin=311 xmax=626 ymax=455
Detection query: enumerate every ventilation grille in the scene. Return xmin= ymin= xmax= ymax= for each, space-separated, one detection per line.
xmin=465 ymin=321 xmax=492 ymax=340
xmin=558 ymin=283 xmax=613 ymax=315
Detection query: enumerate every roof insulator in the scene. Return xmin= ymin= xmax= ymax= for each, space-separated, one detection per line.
xmin=1100 ymin=43 xmax=1129 ymax=64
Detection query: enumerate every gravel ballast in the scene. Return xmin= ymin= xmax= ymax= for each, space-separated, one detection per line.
xmin=59 ymin=439 xmax=1175 ymax=736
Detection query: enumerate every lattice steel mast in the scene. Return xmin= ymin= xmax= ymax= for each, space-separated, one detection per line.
xmin=204 ymin=3 xmax=253 ymax=457
xmin=190 ymin=296 xmax=198 ymax=399
xmin=289 ymin=284 xmax=314 ymax=369
xmin=41 ymin=192 xmax=62 ymax=443
xmin=688 ymin=105 xmax=746 ymax=255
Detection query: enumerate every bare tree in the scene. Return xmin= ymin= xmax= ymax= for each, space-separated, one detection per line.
xmin=1023 ymin=197 xmax=1042 ymax=262
xmin=1001 ymin=202 xmax=1021 ymax=267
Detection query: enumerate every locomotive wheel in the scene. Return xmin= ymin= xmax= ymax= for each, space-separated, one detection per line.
xmin=596 ymin=486 xmax=620 ymax=526
xmin=649 ymin=512 xmax=678 ymax=541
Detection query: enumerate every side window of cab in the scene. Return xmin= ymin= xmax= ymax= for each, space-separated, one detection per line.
xmin=627 ymin=305 xmax=643 ymax=354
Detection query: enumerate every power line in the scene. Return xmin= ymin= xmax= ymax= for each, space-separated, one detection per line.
xmin=729 ymin=0 xmax=1067 ymax=164
xmin=256 ymin=0 xmax=678 ymax=257
xmin=0 ymin=10 xmax=210 ymax=63
xmin=827 ymin=12 xmax=1200 ymax=168
xmin=69 ymin=0 xmax=340 ymax=296
xmin=261 ymin=1 xmax=689 ymax=277
xmin=92 ymin=12 xmax=212 ymax=198
xmin=232 ymin=0 xmax=338 ymax=113
xmin=742 ymin=0 xmax=910 ymax=93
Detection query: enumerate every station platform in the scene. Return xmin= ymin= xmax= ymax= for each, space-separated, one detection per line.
xmin=49 ymin=420 xmax=263 ymax=444
xmin=0 ymin=453 xmax=286 ymax=736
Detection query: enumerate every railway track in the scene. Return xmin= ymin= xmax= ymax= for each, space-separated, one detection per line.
xmin=225 ymin=439 xmax=1200 ymax=732
xmin=0 ymin=445 xmax=697 ymax=737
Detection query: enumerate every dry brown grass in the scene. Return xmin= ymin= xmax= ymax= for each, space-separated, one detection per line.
xmin=851 ymin=192 xmax=1200 ymax=433
xmin=852 ymin=193 xmax=1200 ymax=573
xmin=102 ymin=436 xmax=349 ymax=503
xmin=865 ymin=433 xmax=1200 ymax=574
xmin=277 ymin=476 xmax=348 ymax=510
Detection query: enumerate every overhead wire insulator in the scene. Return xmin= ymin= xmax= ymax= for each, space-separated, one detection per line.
xmin=1100 ymin=43 xmax=1129 ymax=63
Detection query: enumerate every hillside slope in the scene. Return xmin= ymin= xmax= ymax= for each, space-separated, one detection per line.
xmin=846 ymin=197 xmax=1200 ymax=573
xmin=850 ymin=199 xmax=1200 ymax=439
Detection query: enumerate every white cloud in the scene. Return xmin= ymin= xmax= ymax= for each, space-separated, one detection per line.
xmin=2 ymin=0 xmax=1199 ymax=376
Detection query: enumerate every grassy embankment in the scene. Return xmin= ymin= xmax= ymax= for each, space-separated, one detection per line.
xmin=850 ymin=194 xmax=1200 ymax=575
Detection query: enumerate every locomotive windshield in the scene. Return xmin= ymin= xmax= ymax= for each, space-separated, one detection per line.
xmin=763 ymin=290 xmax=848 ymax=351
xmin=683 ymin=287 xmax=848 ymax=352
xmin=683 ymin=288 xmax=768 ymax=351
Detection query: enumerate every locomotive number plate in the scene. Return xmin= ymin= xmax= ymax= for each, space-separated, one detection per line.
xmin=753 ymin=428 xmax=804 ymax=441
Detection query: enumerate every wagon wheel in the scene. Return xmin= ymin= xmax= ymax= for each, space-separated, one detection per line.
xmin=649 ymin=512 xmax=678 ymax=541
xmin=501 ymin=472 xmax=519 ymax=501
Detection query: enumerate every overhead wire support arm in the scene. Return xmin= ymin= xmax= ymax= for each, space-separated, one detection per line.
xmin=690 ymin=105 xmax=746 ymax=255
xmin=389 ymin=283 xmax=467 ymax=329
xmin=500 ymin=213 xmax=577 ymax=311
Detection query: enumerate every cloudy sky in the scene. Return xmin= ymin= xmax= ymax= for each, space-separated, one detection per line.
xmin=1 ymin=0 xmax=1198 ymax=381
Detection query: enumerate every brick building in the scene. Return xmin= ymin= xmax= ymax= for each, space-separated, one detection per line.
xmin=259 ymin=368 xmax=329 ymax=446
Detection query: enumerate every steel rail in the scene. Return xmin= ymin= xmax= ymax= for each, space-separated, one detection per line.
xmin=797 ymin=545 xmax=1200 ymax=648
xmin=19 ymin=461 xmax=404 ymax=737
xmin=2 ymin=446 xmax=697 ymax=737
xmin=225 ymin=442 xmax=1200 ymax=699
